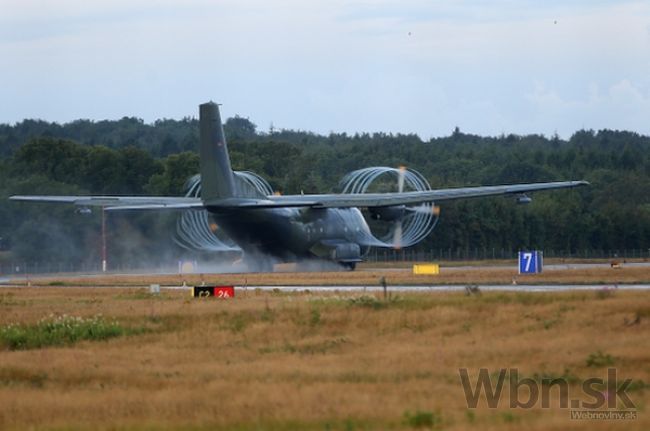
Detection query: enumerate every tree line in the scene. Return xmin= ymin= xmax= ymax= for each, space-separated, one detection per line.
xmin=0 ymin=115 xmax=648 ymax=267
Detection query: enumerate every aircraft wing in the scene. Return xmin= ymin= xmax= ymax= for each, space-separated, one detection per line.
xmin=9 ymin=195 xmax=203 ymax=210
xmin=266 ymin=180 xmax=589 ymax=208
xmin=10 ymin=180 xmax=588 ymax=210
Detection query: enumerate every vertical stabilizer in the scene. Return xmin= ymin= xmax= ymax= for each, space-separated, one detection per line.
xmin=199 ymin=102 xmax=237 ymax=202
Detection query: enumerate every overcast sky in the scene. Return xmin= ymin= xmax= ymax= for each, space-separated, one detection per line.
xmin=2 ymin=0 xmax=649 ymax=138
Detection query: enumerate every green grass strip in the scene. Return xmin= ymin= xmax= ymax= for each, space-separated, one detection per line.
xmin=0 ymin=314 xmax=131 ymax=350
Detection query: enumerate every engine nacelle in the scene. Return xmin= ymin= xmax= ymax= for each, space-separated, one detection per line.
xmin=369 ymin=205 xmax=406 ymax=221
xmin=339 ymin=166 xmax=438 ymax=248
xmin=516 ymin=195 xmax=532 ymax=205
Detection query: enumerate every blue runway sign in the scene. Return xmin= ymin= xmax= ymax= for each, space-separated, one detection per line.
xmin=518 ymin=251 xmax=543 ymax=274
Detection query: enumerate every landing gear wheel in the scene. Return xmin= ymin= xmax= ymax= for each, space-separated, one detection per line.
xmin=341 ymin=262 xmax=357 ymax=271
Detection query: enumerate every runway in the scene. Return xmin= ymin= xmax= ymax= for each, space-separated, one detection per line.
xmin=188 ymin=284 xmax=650 ymax=292
xmin=2 ymin=277 xmax=648 ymax=291
xmin=1 ymin=261 xmax=648 ymax=290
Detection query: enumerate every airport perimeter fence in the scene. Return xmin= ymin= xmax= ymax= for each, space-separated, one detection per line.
xmin=1 ymin=249 xmax=649 ymax=276
xmin=364 ymin=248 xmax=650 ymax=263
xmin=0 ymin=261 xmax=177 ymax=277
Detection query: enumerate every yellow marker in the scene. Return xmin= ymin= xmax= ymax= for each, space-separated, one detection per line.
xmin=413 ymin=264 xmax=439 ymax=275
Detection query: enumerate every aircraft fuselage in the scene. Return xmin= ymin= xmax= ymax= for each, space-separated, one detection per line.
xmin=206 ymin=206 xmax=372 ymax=265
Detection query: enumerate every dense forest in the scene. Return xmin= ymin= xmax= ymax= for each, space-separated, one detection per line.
xmin=0 ymin=115 xmax=649 ymax=271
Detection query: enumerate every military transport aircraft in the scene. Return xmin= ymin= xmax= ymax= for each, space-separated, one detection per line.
xmin=11 ymin=102 xmax=588 ymax=270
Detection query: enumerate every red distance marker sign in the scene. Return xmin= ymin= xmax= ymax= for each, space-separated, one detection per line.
xmin=214 ymin=286 xmax=235 ymax=298
xmin=192 ymin=286 xmax=235 ymax=298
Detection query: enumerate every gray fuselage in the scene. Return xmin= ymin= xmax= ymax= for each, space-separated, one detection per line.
xmin=206 ymin=206 xmax=372 ymax=262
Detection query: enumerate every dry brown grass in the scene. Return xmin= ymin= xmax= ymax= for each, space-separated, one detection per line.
xmin=13 ymin=264 xmax=650 ymax=288
xmin=0 ymin=287 xmax=648 ymax=430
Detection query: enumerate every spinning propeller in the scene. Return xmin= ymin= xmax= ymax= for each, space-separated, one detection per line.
xmin=392 ymin=166 xmax=406 ymax=249
xmin=340 ymin=166 xmax=440 ymax=249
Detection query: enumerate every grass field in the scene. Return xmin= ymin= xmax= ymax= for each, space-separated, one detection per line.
xmin=0 ymin=287 xmax=648 ymax=430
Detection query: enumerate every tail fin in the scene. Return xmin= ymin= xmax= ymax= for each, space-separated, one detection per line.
xmin=199 ymin=102 xmax=237 ymax=203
